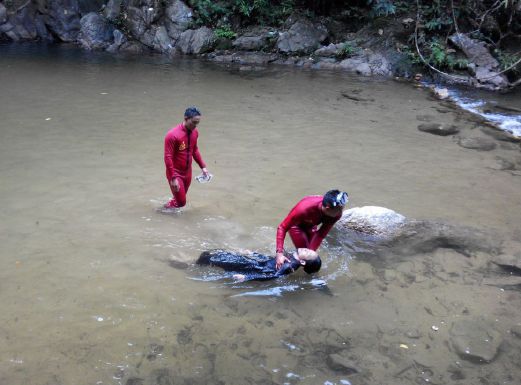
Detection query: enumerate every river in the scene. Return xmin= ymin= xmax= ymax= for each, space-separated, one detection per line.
xmin=1 ymin=43 xmax=520 ymax=385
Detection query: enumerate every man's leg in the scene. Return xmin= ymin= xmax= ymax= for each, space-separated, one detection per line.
xmin=288 ymin=226 xmax=310 ymax=249
xmin=167 ymin=177 xmax=187 ymax=208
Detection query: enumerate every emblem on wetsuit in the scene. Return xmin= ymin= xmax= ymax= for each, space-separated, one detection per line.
xmin=178 ymin=141 xmax=187 ymax=151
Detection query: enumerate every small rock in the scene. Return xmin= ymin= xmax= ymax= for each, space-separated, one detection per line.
xmin=450 ymin=319 xmax=503 ymax=363
xmin=405 ymin=329 xmax=421 ymax=339
xmin=433 ymin=87 xmax=449 ymax=99
xmin=457 ymin=137 xmax=497 ymax=151
xmin=326 ymin=353 xmax=359 ymax=374
xmin=418 ymin=123 xmax=459 ymax=136
xmin=510 ymin=325 xmax=521 ymax=338
xmin=168 ymin=259 xmax=189 ymax=269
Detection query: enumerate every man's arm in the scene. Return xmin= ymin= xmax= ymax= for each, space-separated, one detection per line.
xmin=308 ymin=215 xmax=341 ymax=250
xmin=164 ymin=132 xmax=176 ymax=178
xmin=275 ymin=205 xmax=306 ymax=268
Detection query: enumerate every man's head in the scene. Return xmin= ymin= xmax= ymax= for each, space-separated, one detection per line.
xmin=296 ymin=248 xmax=322 ymax=274
xmin=184 ymin=106 xmax=201 ymax=130
xmin=322 ymin=189 xmax=348 ymax=217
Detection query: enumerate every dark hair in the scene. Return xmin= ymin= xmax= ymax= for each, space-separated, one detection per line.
xmin=303 ymin=256 xmax=321 ymax=274
xmin=322 ymin=189 xmax=348 ymax=208
xmin=184 ymin=106 xmax=201 ymax=118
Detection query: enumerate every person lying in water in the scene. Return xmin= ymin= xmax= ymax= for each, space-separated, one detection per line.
xmin=196 ymin=248 xmax=321 ymax=282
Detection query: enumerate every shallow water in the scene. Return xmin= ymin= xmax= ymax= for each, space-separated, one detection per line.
xmin=1 ymin=43 xmax=521 ymax=385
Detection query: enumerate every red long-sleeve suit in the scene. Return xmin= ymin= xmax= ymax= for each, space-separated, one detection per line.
xmin=276 ymin=195 xmax=341 ymax=253
xmin=164 ymin=123 xmax=206 ymax=206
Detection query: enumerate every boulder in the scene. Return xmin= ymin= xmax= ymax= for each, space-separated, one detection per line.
xmin=314 ymin=43 xmax=342 ymax=57
xmin=78 ymin=12 xmax=114 ymax=49
xmin=418 ymin=123 xmax=459 ymax=136
xmin=339 ymin=50 xmax=392 ymax=77
xmin=335 ymin=206 xmax=501 ymax=258
xmin=176 ymin=27 xmax=215 ymax=55
xmin=106 ymin=28 xmax=127 ymax=52
xmin=43 ymin=0 xmax=82 ymax=42
xmin=491 ymin=253 xmax=521 ymax=274
xmin=103 ymin=0 xmax=121 ymax=22
xmin=449 ymin=33 xmax=508 ymax=90
xmin=276 ymin=18 xmax=327 ymax=54
xmin=450 ymin=319 xmax=503 ymax=363
xmin=233 ymin=32 xmax=271 ymax=51
xmin=152 ymin=25 xmax=173 ymax=53
xmin=457 ymin=137 xmax=497 ymax=151
xmin=338 ymin=206 xmax=406 ymax=237
xmin=0 ymin=4 xmax=7 ymax=25
xmin=165 ymin=0 xmax=192 ymax=36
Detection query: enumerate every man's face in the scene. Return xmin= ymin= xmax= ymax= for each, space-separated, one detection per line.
xmin=323 ymin=205 xmax=344 ymax=218
xmin=184 ymin=115 xmax=201 ymax=130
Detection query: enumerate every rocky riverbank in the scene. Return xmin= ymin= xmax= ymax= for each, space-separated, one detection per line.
xmin=1 ymin=0 xmax=519 ymax=92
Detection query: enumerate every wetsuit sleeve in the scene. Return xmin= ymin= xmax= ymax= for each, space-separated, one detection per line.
xmin=164 ymin=132 xmax=176 ymax=178
xmin=309 ymin=215 xmax=341 ymax=251
xmin=192 ymin=132 xmax=206 ymax=169
xmin=276 ymin=204 xmax=307 ymax=253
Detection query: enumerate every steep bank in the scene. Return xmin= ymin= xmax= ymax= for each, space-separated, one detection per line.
xmin=1 ymin=0 xmax=519 ymax=92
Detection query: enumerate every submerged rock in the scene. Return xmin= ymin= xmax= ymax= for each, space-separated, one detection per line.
xmin=327 ymin=352 xmax=359 ymax=374
xmin=336 ymin=206 xmax=501 ymax=258
xmin=418 ymin=123 xmax=459 ymax=136
xmin=457 ymin=137 xmax=497 ymax=151
xmin=450 ymin=319 xmax=503 ymax=363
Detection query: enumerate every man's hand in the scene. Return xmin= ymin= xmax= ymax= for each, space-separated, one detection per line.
xmin=202 ymin=167 xmax=209 ymax=176
xmin=170 ymin=177 xmax=180 ymax=193
xmin=275 ymin=252 xmax=289 ymax=270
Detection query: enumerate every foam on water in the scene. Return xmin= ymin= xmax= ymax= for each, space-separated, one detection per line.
xmin=447 ymin=89 xmax=521 ymax=137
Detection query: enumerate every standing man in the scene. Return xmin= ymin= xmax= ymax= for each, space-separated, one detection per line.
xmin=164 ymin=106 xmax=210 ymax=208
xmin=275 ymin=189 xmax=348 ymax=269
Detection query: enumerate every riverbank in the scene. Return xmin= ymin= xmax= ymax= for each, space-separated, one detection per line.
xmin=1 ymin=0 xmax=520 ymax=92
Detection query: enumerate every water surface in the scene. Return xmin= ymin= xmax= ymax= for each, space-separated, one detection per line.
xmin=1 ymin=43 xmax=521 ymax=385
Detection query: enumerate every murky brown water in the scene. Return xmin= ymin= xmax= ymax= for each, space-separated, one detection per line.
xmin=1 ymin=44 xmax=521 ymax=385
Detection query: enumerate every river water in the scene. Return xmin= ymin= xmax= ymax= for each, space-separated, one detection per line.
xmin=1 ymin=43 xmax=521 ymax=385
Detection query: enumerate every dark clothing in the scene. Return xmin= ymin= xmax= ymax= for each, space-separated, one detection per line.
xmin=197 ymin=250 xmax=305 ymax=281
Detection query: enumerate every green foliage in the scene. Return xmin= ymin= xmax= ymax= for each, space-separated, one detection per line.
xmin=336 ymin=41 xmax=360 ymax=59
xmin=214 ymin=25 xmax=237 ymax=39
xmin=188 ymin=0 xmax=294 ymax=27
xmin=494 ymin=49 xmax=520 ymax=74
xmin=427 ymin=39 xmax=468 ymax=70
xmin=367 ymin=0 xmax=396 ymax=17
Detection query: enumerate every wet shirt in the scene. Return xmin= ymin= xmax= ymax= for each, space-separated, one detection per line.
xmin=197 ymin=250 xmax=302 ymax=281
xmin=164 ymin=123 xmax=206 ymax=180
xmin=276 ymin=195 xmax=341 ymax=252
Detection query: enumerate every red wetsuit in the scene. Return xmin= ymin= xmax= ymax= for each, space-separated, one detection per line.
xmin=164 ymin=123 xmax=206 ymax=207
xmin=276 ymin=195 xmax=341 ymax=253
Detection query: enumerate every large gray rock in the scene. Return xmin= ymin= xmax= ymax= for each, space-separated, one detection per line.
xmin=339 ymin=51 xmax=393 ymax=77
xmin=103 ymin=0 xmax=121 ymax=21
xmin=0 ymin=4 xmax=7 ymax=25
xmin=43 ymin=0 xmax=82 ymax=42
xmin=165 ymin=0 xmax=192 ymax=36
xmin=336 ymin=206 xmax=501 ymax=258
xmin=449 ymin=33 xmax=508 ymax=90
xmin=339 ymin=206 xmax=406 ymax=237
xmin=152 ymin=25 xmax=174 ymax=53
xmin=450 ymin=319 xmax=503 ymax=363
xmin=78 ymin=12 xmax=114 ymax=49
xmin=276 ymin=19 xmax=327 ymax=54
xmin=176 ymin=27 xmax=215 ymax=54
xmin=233 ymin=30 xmax=272 ymax=51
xmin=106 ymin=28 xmax=127 ymax=52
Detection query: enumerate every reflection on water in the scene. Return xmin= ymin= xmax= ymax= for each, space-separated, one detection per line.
xmin=1 ymin=43 xmax=521 ymax=385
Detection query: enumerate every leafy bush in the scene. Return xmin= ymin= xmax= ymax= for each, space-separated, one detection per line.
xmin=336 ymin=41 xmax=360 ymax=59
xmin=367 ymin=0 xmax=396 ymax=17
xmin=427 ymin=39 xmax=468 ymax=70
xmin=214 ymin=26 xmax=237 ymax=39
xmin=494 ymin=49 xmax=520 ymax=74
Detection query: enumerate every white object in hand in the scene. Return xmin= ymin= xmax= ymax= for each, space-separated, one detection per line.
xmin=195 ymin=173 xmax=213 ymax=183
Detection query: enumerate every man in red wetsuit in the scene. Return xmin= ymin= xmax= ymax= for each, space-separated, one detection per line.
xmin=164 ymin=106 xmax=210 ymax=208
xmin=275 ymin=189 xmax=348 ymax=269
